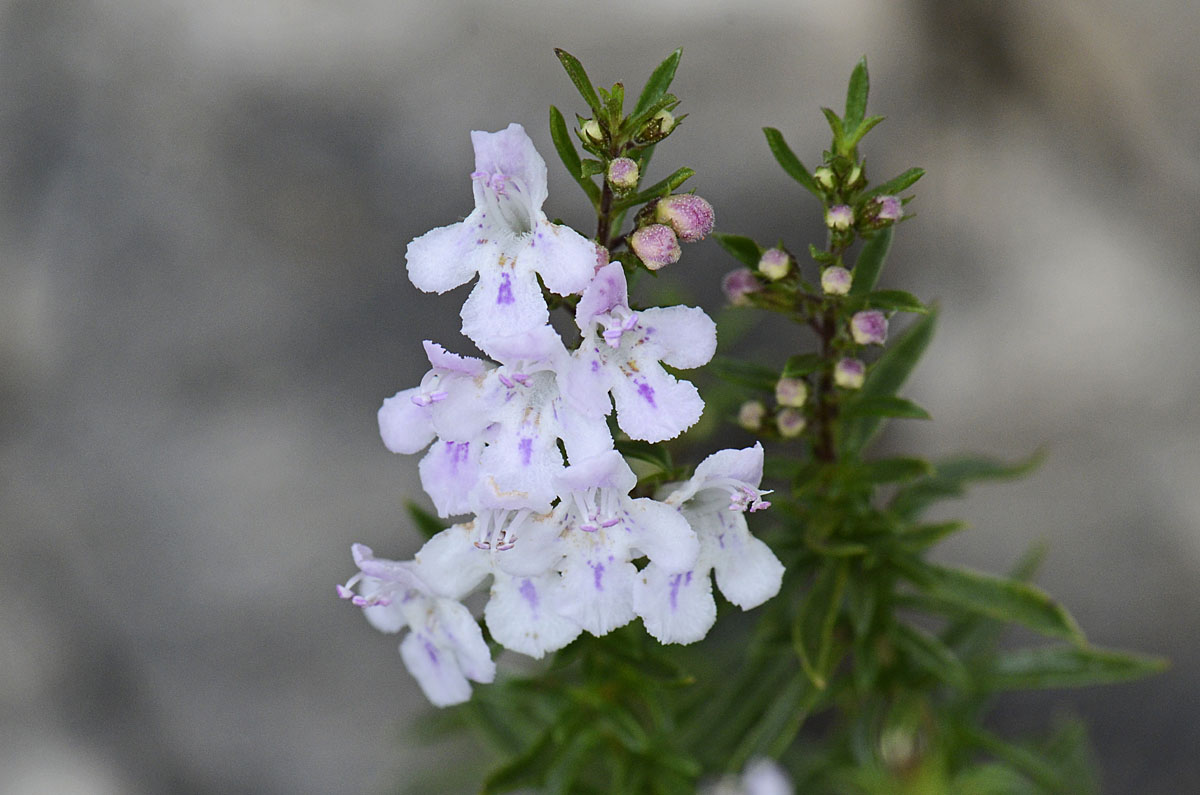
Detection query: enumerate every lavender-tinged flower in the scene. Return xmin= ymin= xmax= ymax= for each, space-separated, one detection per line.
xmin=564 ymin=262 xmax=716 ymax=443
xmin=633 ymin=444 xmax=782 ymax=645
xmin=655 ymin=194 xmax=715 ymax=242
xmin=722 ymin=268 xmax=760 ymax=306
xmin=703 ymin=758 xmax=795 ymax=795
xmin=607 ymin=157 xmax=639 ymax=193
xmin=851 ymin=310 xmax=888 ymax=345
xmin=404 ymin=123 xmax=596 ymax=358
xmin=834 ymin=357 xmax=866 ymax=389
xmin=630 ymin=224 xmax=681 ymax=270
xmin=821 ymin=265 xmax=852 ymax=295
xmin=826 ymin=204 xmax=854 ymax=230
xmin=338 ymin=543 xmax=494 ymax=707
xmin=874 ymin=194 xmax=903 ymax=222
xmin=757 ymin=248 xmax=791 ymax=281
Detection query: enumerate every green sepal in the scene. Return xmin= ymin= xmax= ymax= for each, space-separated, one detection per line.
xmin=783 ymin=353 xmax=825 ymax=378
xmin=890 ymin=450 xmax=1045 ymax=519
xmin=848 ymin=226 xmax=892 ymax=295
xmin=549 ymin=105 xmax=601 ymax=207
xmin=895 ymin=556 xmax=1085 ymax=643
xmin=843 ymin=56 xmax=870 ymax=131
xmin=405 ymin=500 xmax=447 ymax=539
xmin=865 ymin=289 xmax=928 ymax=314
xmin=841 ymin=308 xmax=937 ymax=454
xmin=634 ymin=48 xmax=683 ymax=115
xmin=839 ymin=395 xmax=931 ymax=421
xmin=623 ymin=92 xmax=680 ymax=139
xmin=613 ymin=166 xmax=694 ymax=211
xmin=808 ymin=243 xmax=837 ymax=265
xmin=891 ymin=620 xmax=971 ymax=690
xmin=862 ymin=167 xmax=925 ymax=200
xmin=713 ymin=232 xmax=762 ymax=268
xmin=763 ymin=127 xmax=822 ymax=198
xmin=554 ymin=48 xmax=603 ymax=116
xmin=793 ymin=560 xmax=849 ymax=688
xmin=980 ymin=645 xmax=1169 ymax=691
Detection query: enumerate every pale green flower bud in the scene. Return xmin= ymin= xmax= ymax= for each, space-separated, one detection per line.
xmin=834 ymin=358 xmax=865 ymax=389
xmin=757 ymin=248 xmax=791 ymax=281
xmin=737 ymin=400 xmax=766 ymax=431
xmin=814 ymin=166 xmax=835 ymax=190
xmin=775 ymin=377 xmax=808 ymax=408
xmin=821 ymin=266 xmax=852 ymax=295
xmin=826 ymin=204 xmax=854 ymax=230
xmin=607 ymin=157 xmax=639 ymax=193
xmin=776 ymin=408 xmax=806 ymax=438
xmin=580 ymin=118 xmax=603 ymax=143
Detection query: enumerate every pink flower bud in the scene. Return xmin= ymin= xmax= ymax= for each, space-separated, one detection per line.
xmin=757 ymin=248 xmax=791 ymax=281
xmin=850 ymin=310 xmax=888 ymax=345
xmin=776 ymin=408 xmax=806 ymax=438
xmin=874 ymin=195 xmax=903 ymax=222
xmin=775 ymin=377 xmax=808 ymax=408
xmin=737 ymin=400 xmax=766 ymax=431
xmin=655 ymin=194 xmax=715 ymax=243
xmin=607 ymin=157 xmax=639 ymax=193
xmin=826 ymin=204 xmax=854 ymax=230
xmin=834 ymin=358 xmax=866 ymax=389
xmin=821 ymin=266 xmax=852 ymax=295
xmin=630 ymin=224 xmax=681 ymax=270
xmin=722 ymin=268 xmax=760 ymax=306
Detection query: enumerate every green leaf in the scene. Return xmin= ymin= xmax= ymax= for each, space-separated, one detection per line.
xmin=710 ymin=356 xmax=778 ymax=392
xmin=615 ymin=438 xmax=672 ymax=473
xmin=856 ymin=457 xmax=933 ymax=484
xmin=844 ymin=56 xmax=869 ymax=131
xmin=891 ymin=621 xmax=971 ymax=690
xmin=405 ymin=500 xmax=446 ymax=539
xmin=890 ymin=450 xmax=1045 ymax=519
xmin=840 ymin=396 xmax=931 ymax=421
xmin=482 ymin=729 xmax=554 ymax=793
xmin=848 ymin=226 xmax=892 ymax=295
xmin=783 ymin=353 xmax=824 ymax=378
xmin=793 ymin=560 xmax=849 ymax=688
xmin=729 ymin=673 xmax=819 ymax=769
xmin=862 ymin=167 xmax=925 ymax=200
xmin=713 ymin=232 xmax=762 ymax=268
xmin=613 ymin=166 xmax=693 ymax=210
xmin=763 ymin=127 xmax=822 ymax=198
xmin=844 ymin=115 xmax=886 ymax=149
xmin=895 ymin=557 xmax=1085 ymax=643
xmin=821 ymin=107 xmax=846 ymax=152
xmin=549 ymin=106 xmax=600 ymax=207
xmin=579 ymin=158 xmax=605 ymax=178
xmin=981 ymin=645 xmax=1168 ymax=691
xmin=554 ymin=48 xmax=603 ymax=116
xmin=840 ymin=308 xmax=937 ymax=454
xmin=962 ymin=727 xmax=1072 ymax=793
xmin=897 ymin=520 xmax=968 ymax=551
xmin=634 ymin=48 xmax=683 ymax=115
xmin=866 ymin=289 xmax=928 ymax=314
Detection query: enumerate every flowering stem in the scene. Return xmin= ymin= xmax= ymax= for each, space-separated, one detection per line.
xmin=597 ymin=178 xmax=615 ymax=251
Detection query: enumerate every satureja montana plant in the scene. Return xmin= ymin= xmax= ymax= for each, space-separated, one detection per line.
xmin=339 ymin=49 xmax=1165 ymax=794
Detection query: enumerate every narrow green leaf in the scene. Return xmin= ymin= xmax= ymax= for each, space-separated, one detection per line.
xmin=840 ymin=308 xmax=937 ymax=454
xmin=783 ymin=353 xmax=825 ymax=378
xmin=981 ymin=645 xmax=1169 ymax=691
xmin=897 ymin=520 xmax=968 ymax=551
xmin=848 ymin=226 xmax=893 ymax=295
xmin=613 ymin=166 xmax=693 ymax=210
xmin=713 ymin=232 xmax=762 ymax=268
xmin=579 ymin=158 xmax=605 ymax=178
xmin=554 ymin=48 xmax=603 ymax=116
xmin=709 ymin=356 xmax=778 ymax=392
xmin=895 ymin=557 xmax=1085 ymax=643
xmin=857 ymin=457 xmax=932 ymax=484
xmin=606 ymin=82 xmax=625 ymax=119
xmin=844 ymin=57 xmax=869 ymax=130
xmin=862 ymin=167 xmax=925 ymax=200
xmin=892 ymin=621 xmax=971 ymax=690
xmin=482 ymin=729 xmax=554 ymax=793
xmin=729 ymin=673 xmax=818 ymax=770
xmin=405 ymin=500 xmax=446 ymax=539
xmin=634 ymin=48 xmax=683 ymax=115
xmin=845 ymin=115 xmax=886 ymax=149
xmin=890 ymin=450 xmax=1045 ymax=519
xmin=866 ymin=289 xmax=928 ymax=314
xmin=763 ymin=127 xmax=822 ymax=198
xmin=807 ymin=243 xmax=836 ymax=265
xmin=549 ymin=105 xmax=600 ymax=207
xmin=615 ymin=438 xmax=672 ymax=471
xmin=821 ymin=107 xmax=846 ymax=151
xmin=793 ymin=560 xmax=849 ymax=688
xmin=962 ymin=727 xmax=1073 ymax=792
xmin=840 ymin=395 xmax=931 ymax=421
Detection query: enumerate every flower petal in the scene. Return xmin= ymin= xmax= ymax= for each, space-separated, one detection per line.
xmin=433 ymin=599 xmax=496 ymax=685
xmin=485 ymin=570 xmax=581 ymax=658
xmin=636 ymin=305 xmax=717 ymax=370
xmin=405 ymin=211 xmax=499 ymax=294
xmin=400 ymin=630 xmax=472 ymax=707
xmin=522 ymin=220 xmax=596 ymax=296
xmin=471 ymin=123 xmax=548 ymax=212
xmin=575 ymin=262 xmax=628 ymax=332
xmin=413 ymin=525 xmax=491 ymax=601
xmin=460 ymin=263 xmax=550 ymax=355
xmin=554 ymin=555 xmax=637 ymax=636
xmin=712 ymin=533 xmax=785 ymax=610
xmin=624 ymin=497 xmax=699 ymax=573
xmin=633 ymin=564 xmax=716 ymax=645
xmin=418 ymin=440 xmax=482 ymax=517
xmin=378 ymin=388 xmax=435 ymax=455
xmin=610 ymin=363 xmax=704 ymax=443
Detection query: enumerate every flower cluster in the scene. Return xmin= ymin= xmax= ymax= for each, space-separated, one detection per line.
xmin=340 ymin=124 xmax=783 ymax=706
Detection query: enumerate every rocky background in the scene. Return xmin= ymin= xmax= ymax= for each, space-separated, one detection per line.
xmin=2 ymin=1 xmax=1198 ymax=792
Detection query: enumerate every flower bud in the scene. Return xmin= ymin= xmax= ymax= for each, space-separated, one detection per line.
xmin=847 ymin=163 xmax=863 ymax=188
xmin=607 ymin=157 xmax=639 ymax=193
xmin=834 ymin=358 xmax=866 ymax=389
xmin=776 ymin=408 xmax=806 ymax=438
xmin=826 ymin=204 xmax=854 ymax=231
xmin=737 ymin=400 xmax=766 ymax=431
xmin=874 ymin=195 xmax=903 ymax=222
xmin=722 ymin=268 xmax=760 ymax=306
xmin=639 ymin=109 xmax=676 ymax=142
xmin=821 ymin=265 xmax=852 ymax=296
xmin=655 ymin=194 xmax=714 ymax=242
xmin=580 ymin=118 xmax=603 ymax=143
xmin=775 ymin=377 xmax=808 ymax=408
xmin=814 ymin=166 xmax=835 ymax=190
xmin=630 ymin=224 xmax=681 ymax=270
xmin=850 ymin=310 xmax=888 ymax=345
xmin=756 ymin=247 xmax=791 ymax=281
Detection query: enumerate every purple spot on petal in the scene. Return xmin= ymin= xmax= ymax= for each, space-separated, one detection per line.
xmin=424 ymin=640 xmax=439 ymax=665
xmin=446 ymin=441 xmax=470 ymax=474
xmin=669 ymin=573 xmax=684 ymax=611
xmin=519 ymin=578 xmax=539 ymax=615
xmin=591 ymin=562 xmax=605 ymax=591
xmin=518 ymin=437 xmax=533 ymax=466
xmin=497 ymin=272 xmax=515 ymax=305
xmin=636 ymin=380 xmax=657 ymax=407
xmin=685 ymin=571 xmax=693 ymax=585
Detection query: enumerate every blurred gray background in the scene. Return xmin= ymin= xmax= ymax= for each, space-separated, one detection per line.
xmin=2 ymin=0 xmax=1198 ymax=792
